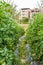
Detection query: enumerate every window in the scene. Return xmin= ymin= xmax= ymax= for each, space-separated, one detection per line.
xmin=22 ymin=10 xmax=25 ymax=12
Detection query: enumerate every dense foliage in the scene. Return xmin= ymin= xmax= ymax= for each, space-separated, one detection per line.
xmin=0 ymin=2 xmax=24 ymax=65
xmin=18 ymin=36 xmax=29 ymax=65
xmin=0 ymin=1 xmax=18 ymax=20
xmin=26 ymin=14 xmax=43 ymax=64
xmin=20 ymin=17 xmax=29 ymax=24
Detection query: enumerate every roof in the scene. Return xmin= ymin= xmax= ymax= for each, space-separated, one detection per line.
xmin=21 ymin=8 xmax=30 ymax=10
xmin=31 ymin=8 xmax=40 ymax=12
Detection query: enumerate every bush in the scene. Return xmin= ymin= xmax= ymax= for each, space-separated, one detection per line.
xmin=26 ymin=14 xmax=43 ymax=63
xmin=20 ymin=17 xmax=29 ymax=24
xmin=0 ymin=1 xmax=17 ymax=19
xmin=0 ymin=2 xmax=24 ymax=65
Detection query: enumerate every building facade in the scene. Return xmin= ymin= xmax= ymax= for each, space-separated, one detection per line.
xmin=40 ymin=0 xmax=43 ymax=12
xmin=19 ymin=8 xmax=30 ymax=20
xmin=30 ymin=8 xmax=40 ymax=19
xmin=19 ymin=8 xmax=40 ymax=20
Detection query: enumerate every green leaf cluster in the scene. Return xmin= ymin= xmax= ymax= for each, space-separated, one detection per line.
xmin=0 ymin=2 xmax=24 ymax=65
xmin=26 ymin=14 xmax=43 ymax=63
xmin=0 ymin=1 xmax=17 ymax=19
xmin=20 ymin=17 xmax=29 ymax=24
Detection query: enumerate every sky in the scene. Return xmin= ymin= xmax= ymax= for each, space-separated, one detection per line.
xmin=5 ymin=0 xmax=41 ymax=10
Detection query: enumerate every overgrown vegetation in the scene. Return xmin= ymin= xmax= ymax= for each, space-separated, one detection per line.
xmin=20 ymin=17 xmax=29 ymax=24
xmin=26 ymin=14 xmax=43 ymax=64
xmin=0 ymin=1 xmax=43 ymax=65
xmin=0 ymin=2 xmax=24 ymax=65
xmin=18 ymin=36 xmax=29 ymax=65
xmin=0 ymin=1 xmax=19 ymax=21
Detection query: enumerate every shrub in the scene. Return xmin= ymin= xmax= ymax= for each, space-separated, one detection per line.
xmin=0 ymin=2 xmax=24 ymax=65
xmin=26 ymin=14 xmax=43 ymax=63
xmin=0 ymin=1 xmax=17 ymax=19
xmin=20 ymin=17 xmax=29 ymax=24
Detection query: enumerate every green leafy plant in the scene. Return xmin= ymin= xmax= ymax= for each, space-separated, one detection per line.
xmin=20 ymin=17 xmax=29 ymax=24
xmin=26 ymin=14 xmax=43 ymax=64
xmin=18 ymin=36 xmax=29 ymax=65
xmin=0 ymin=1 xmax=19 ymax=20
xmin=0 ymin=2 xmax=24 ymax=65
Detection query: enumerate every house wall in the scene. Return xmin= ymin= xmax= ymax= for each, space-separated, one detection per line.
xmin=19 ymin=8 xmax=40 ymax=20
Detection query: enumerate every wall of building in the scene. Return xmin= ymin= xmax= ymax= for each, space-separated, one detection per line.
xmin=19 ymin=8 xmax=40 ymax=20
